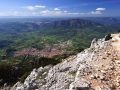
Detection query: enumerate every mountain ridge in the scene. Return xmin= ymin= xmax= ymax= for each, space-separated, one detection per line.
xmin=43 ymin=19 xmax=101 ymax=29
xmin=6 ymin=33 xmax=120 ymax=90
xmin=82 ymin=17 xmax=120 ymax=25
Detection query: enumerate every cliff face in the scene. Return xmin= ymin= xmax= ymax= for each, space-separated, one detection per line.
xmin=5 ymin=34 xmax=120 ymax=90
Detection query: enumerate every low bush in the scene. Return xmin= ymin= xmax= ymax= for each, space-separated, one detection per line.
xmin=20 ymin=72 xmax=30 ymax=83
xmin=105 ymin=33 xmax=112 ymax=41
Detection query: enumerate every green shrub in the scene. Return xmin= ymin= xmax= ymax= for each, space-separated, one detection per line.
xmin=20 ymin=72 xmax=30 ymax=83
xmin=105 ymin=33 xmax=112 ymax=41
xmin=69 ymin=70 xmax=77 ymax=76
xmin=76 ymin=47 xmax=84 ymax=52
xmin=118 ymin=30 xmax=120 ymax=33
xmin=35 ymin=57 xmax=61 ymax=68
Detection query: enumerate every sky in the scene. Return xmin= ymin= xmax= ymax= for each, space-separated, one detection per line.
xmin=0 ymin=0 xmax=120 ymax=17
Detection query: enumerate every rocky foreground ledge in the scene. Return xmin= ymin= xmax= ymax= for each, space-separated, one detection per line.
xmin=3 ymin=34 xmax=120 ymax=90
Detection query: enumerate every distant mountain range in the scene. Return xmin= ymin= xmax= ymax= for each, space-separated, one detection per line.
xmin=36 ymin=18 xmax=120 ymax=50
xmin=82 ymin=17 xmax=120 ymax=25
xmin=43 ymin=19 xmax=101 ymax=29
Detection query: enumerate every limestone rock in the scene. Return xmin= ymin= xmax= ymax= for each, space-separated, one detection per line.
xmin=9 ymin=33 xmax=120 ymax=90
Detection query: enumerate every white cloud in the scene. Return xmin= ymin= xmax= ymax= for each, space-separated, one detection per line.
xmin=88 ymin=11 xmax=102 ymax=14
xmin=96 ymin=8 xmax=105 ymax=10
xmin=14 ymin=11 xmax=19 ymax=14
xmin=0 ymin=13 xmax=5 ymax=16
xmin=13 ymin=11 xmax=28 ymax=16
xmin=0 ymin=13 xmax=4 ymax=15
xmin=24 ymin=5 xmax=46 ymax=10
xmin=35 ymin=5 xmax=46 ymax=8
xmin=54 ymin=8 xmax=60 ymax=11
xmin=64 ymin=11 xmax=67 ymax=13
xmin=41 ymin=10 xmax=52 ymax=14
xmin=41 ymin=10 xmax=64 ymax=16
xmin=68 ymin=13 xmax=79 ymax=15
xmin=87 ymin=8 xmax=105 ymax=15
xmin=40 ymin=10 xmax=87 ymax=16
xmin=32 ymin=12 xmax=37 ymax=15
xmin=25 ymin=6 xmax=36 ymax=10
xmin=55 ymin=11 xmax=62 ymax=14
xmin=67 ymin=12 xmax=86 ymax=15
xmin=79 ymin=13 xmax=86 ymax=14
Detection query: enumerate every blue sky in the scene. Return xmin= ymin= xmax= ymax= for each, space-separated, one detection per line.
xmin=0 ymin=0 xmax=120 ymax=17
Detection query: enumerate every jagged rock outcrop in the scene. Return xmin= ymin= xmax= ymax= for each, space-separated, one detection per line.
xmin=4 ymin=34 xmax=120 ymax=90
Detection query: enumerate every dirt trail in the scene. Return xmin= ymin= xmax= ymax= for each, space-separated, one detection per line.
xmin=111 ymin=34 xmax=120 ymax=52
xmin=86 ymin=34 xmax=120 ymax=90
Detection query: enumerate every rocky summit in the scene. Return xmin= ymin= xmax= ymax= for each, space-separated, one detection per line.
xmin=3 ymin=33 xmax=120 ymax=90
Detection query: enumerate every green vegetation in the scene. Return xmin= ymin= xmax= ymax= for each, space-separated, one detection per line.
xmin=69 ymin=70 xmax=77 ymax=76
xmin=20 ymin=72 xmax=30 ymax=83
xmin=0 ymin=18 xmax=120 ymax=86
xmin=0 ymin=21 xmax=119 ymax=58
xmin=105 ymin=33 xmax=112 ymax=41
xmin=118 ymin=29 xmax=120 ymax=33
xmin=0 ymin=56 xmax=61 ymax=85
xmin=20 ymin=56 xmax=61 ymax=83
xmin=0 ymin=65 xmax=20 ymax=85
